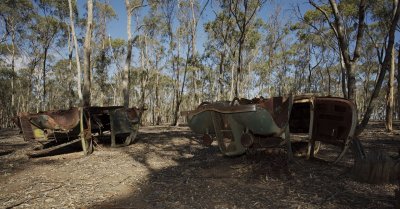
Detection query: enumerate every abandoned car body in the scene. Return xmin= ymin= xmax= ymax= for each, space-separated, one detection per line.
xmin=186 ymin=95 xmax=357 ymax=163
xmin=14 ymin=106 xmax=145 ymax=156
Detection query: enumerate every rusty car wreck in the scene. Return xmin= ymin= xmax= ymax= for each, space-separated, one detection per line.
xmin=14 ymin=106 xmax=146 ymax=157
xmin=186 ymin=95 xmax=357 ymax=163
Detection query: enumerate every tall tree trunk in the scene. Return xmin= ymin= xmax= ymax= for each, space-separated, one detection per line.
xmin=308 ymin=62 xmax=312 ymax=93
xmin=218 ymin=52 xmax=225 ymax=100
xmin=363 ymin=67 xmax=372 ymax=113
xmin=190 ymin=0 xmax=199 ymax=104
xmin=339 ymin=53 xmax=348 ymax=98
xmin=235 ymin=40 xmax=242 ymax=98
xmin=346 ymin=62 xmax=357 ymax=102
xmin=311 ymin=0 xmax=366 ymax=101
xmin=123 ymin=0 xmax=133 ymax=108
xmin=356 ymin=0 xmax=400 ymax=136
xmin=397 ymin=44 xmax=400 ymax=120
xmin=386 ymin=36 xmax=395 ymax=132
xmin=327 ymin=67 xmax=331 ymax=95
xmin=68 ymin=0 xmax=83 ymax=104
xmin=172 ymin=31 xmax=182 ymax=126
xmin=69 ymin=0 xmax=89 ymax=154
xmin=83 ymin=0 xmax=93 ymax=107
xmin=140 ymin=38 xmax=146 ymax=106
xmin=42 ymin=47 xmax=48 ymax=111
xmin=155 ymin=72 xmax=160 ymax=125
xmin=67 ymin=27 xmax=74 ymax=108
xmin=307 ymin=46 xmax=312 ymax=92
xmin=11 ymin=30 xmax=16 ymax=115
xmin=172 ymin=25 xmax=191 ymax=126
xmin=230 ymin=63 xmax=235 ymax=100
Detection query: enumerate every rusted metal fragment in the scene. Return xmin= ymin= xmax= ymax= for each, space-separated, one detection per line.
xmin=29 ymin=108 xmax=80 ymax=131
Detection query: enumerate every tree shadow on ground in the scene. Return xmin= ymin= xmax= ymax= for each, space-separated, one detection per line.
xmin=89 ymin=128 xmax=397 ymax=209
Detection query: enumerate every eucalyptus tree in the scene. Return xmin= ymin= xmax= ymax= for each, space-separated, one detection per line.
xmin=226 ymin=0 xmax=267 ymax=98
xmin=204 ymin=11 xmax=236 ymax=100
xmin=238 ymin=19 xmax=262 ymax=97
xmin=0 ymin=62 xmax=14 ymax=127
xmin=368 ymin=0 xmax=399 ymax=131
xmin=171 ymin=0 xmax=191 ymax=126
xmin=136 ymin=8 xmax=167 ymax=124
xmin=0 ymin=0 xmax=33 ymax=115
xmin=140 ymin=0 xmax=182 ymax=124
xmin=397 ymin=45 xmax=400 ymax=120
xmin=258 ymin=8 xmax=292 ymax=96
xmin=309 ymin=0 xmax=366 ymax=102
xmin=358 ymin=0 xmax=400 ymax=133
xmin=92 ymin=1 xmax=117 ymax=106
xmin=32 ymin=16 xmax=66 ymax=110
xmin=186 ymin=0 xmax=209 ymax=105
xmin=83 ymin=0 xmax=94 ymax=107
xmin=386 ymin=37 xmax=395 ymax=131
xmin=48 ymin=59 xmax=77 ymax=109
xmin=32 ymin=0 xmax=71 ymax=110
xmin=108 ymin=38 xmax=126 ymax=105
xmin=308 ymin=0 xmax=400 ymax=135
xmin=135 ymin=30 xmax=151 ymax=111
xmin=123 ymin=0 xmax=146 ymax=108
xmin=68 ymin=0 xmax=94 ymax=154
xmin=66 ymin=0 xmax=78 ymax=108
xmin=148 ymin=0 xmax=187 ymax=125
xmin=68 ymin=0 xmax=83 ymax=107
xmin=357 ymin=41 xmax=380 ymax=115
xmin=294 ymin=3 xmax=346 ymax=97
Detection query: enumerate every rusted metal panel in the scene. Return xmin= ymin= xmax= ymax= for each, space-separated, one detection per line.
xmin=110 ymin=108 xmax=138 ymax=134
xmin=29 ymin=108 xmax=80 ymax=131
xmin=311 ymin=97 xmax=356 ymax=143
xmin=186 ymin=96 xmax=293 ymax=157
xmin=19 ymin=115 xmax=37 ymax=141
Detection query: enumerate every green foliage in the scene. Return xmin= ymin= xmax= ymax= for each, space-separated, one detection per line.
xmin=0 ymin=66 xmax=15 ymax=79
xmin=0 ymin=0 xmax=397 ymax=126
xmin=94 ymin=1 xmax=117 ymax=20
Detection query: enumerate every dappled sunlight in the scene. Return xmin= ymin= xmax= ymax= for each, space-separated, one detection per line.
xmin=1 ymin=124 xmax=399 ymax=208
xmin=90 ymin=125 xmax=398 ymax=209
xmin=1 ymin=0 xmax=400 ymax=207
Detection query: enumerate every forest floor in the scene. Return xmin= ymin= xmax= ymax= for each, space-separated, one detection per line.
xmin=0 ymin=122 xmax=400 ymax=209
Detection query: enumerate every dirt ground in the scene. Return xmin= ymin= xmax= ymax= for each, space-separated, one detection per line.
xmin=1 ymin=122 xmax=400 ymax=209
